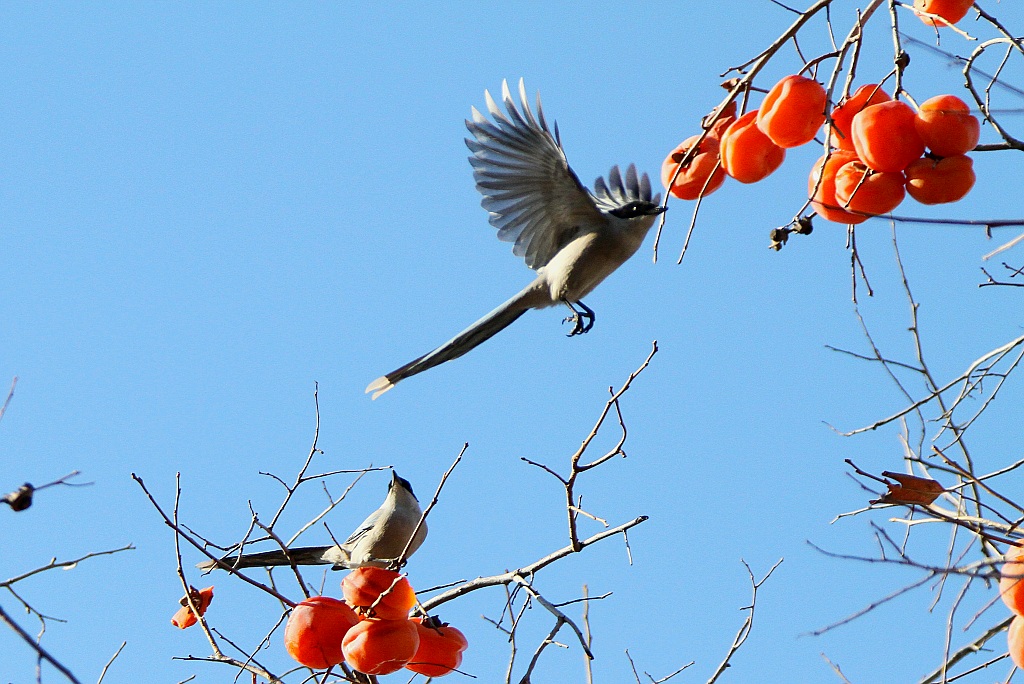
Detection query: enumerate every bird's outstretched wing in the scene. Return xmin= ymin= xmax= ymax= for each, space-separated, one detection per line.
xmin=466 ymin=78 xmax=605 ymax=271
xmin=590 ymin=163 xmax=660 ymax=213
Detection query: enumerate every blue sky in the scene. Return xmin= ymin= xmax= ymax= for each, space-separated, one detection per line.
xmin=3 ymin=2 xmax=1024 ymax=682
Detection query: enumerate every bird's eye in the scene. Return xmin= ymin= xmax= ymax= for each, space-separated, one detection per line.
xmin=611 ymin=202 xmax=643 ymax=219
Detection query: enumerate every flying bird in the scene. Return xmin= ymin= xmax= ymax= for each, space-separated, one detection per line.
xmin=366 ymin=79 xmax=664 ymax=399
xmin=199 ymin=471 xmax=425 ymax=571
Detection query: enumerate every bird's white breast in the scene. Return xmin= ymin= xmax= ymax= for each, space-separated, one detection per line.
xmin=538 ymin=221 xmax=651 ymax=304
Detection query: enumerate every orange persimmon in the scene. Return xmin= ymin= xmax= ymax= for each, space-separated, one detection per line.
xmin=405 ymin=616 xmax=470 ymax=677
xmin=851 ymin=100 xmax=926 ymax=172
xmin=757 ymin=74 xmax=827 ymax=148
xmin=1009 ymin=615 xmax=1024 ymax=669
xmin=828 ymin=84 xmax=891 ymax=151
xmin=708 ymin=100 xmax=738 ymax=138
xmin=342 ymin=618 xmax=421 ymax=675
xmin=284 ymin=596 xmax=360 ymax=669
xmin=1001 ymin=546 xmax=1024 ymax=616
xmin=808 ymin=150 xmax=867 ymax=224
xmin=915 ymin=94 xmax=980 ymax=157
xmin=833 ymin=160 xmax=906 ymax=217
xmin=913 ymin=0 xmax=975 ymax=28
xmin=171 ymin=586 xmax=214 ymax=629
xmin=904 ymin=155 xmax=975 ymax=205
xmin=719 ymin=110 xmax=786 ymax=184
xmin=661 ymin=135 xmax=726 ymax=200
xmin=341 ymin=567 xmax=417 ymax=620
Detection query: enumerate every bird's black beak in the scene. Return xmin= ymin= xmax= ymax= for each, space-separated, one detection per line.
xmin=648 ymin=205 xmax=667 ymax=216
xmin=390 ymin=470 xmax=416 ymax=499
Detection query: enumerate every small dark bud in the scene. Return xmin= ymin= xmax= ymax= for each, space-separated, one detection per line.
xmin=179 ymin=586 xmax=203 ymax=607
xmin=768 ymin=227 xmax=790 ymax=251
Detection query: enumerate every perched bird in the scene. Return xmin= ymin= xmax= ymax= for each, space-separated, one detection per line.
xmin=365 ymin=78 xmax=664 ymax=399
xmin=199 ymin=471 xmax=425 ymax=571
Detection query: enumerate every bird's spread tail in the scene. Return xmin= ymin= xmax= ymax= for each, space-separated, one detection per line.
xmin=197 ymin=545 xmax=337 ymax=571
xmin=366 ymin=286 xmax=538 ymax=398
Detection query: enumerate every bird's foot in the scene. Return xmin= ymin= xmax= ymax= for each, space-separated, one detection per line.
xmin=561 ymin=299 xmax=595 ymax=336
xmin=562 ymin=310 xmax=594 ymax=336
xmin=385 ymin=557 xmax=406 ymax=571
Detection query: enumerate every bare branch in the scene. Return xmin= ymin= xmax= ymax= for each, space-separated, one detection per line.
xmin=420 ymin=516 xmax=648 ymax=611
xmin=2 ymin=545 xmax=135 ymax=588
xmin=918 ymin=615 xmax=1014 ymax=684
xmin=705 ymin=558 xmax=783 ymax=684
xmin=96 ymin=641 xmax=127 ymax=684
xmin=841 ymin=333 xmax=1024 ymax=436
xmin=0 ymin=602 xmax=82 ymax=684
xmin=807 ymin=572 xmax=933 ymax=636
xmin=396 ymin=443 xmax=468 ymax=568
xmin=132 ymin=473 xmax=295 ymax=606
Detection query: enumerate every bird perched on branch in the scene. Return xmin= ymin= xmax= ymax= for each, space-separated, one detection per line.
xmin=199 ymin=471 xmax=425 ymax=571
xmin=365 ymin=78 xmax=664 ymax=399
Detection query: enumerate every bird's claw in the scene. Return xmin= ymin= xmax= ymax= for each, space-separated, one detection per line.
xmin=563 ymin=311 xmax=594 ymax=337
xmin=561 ymin=299 xmax=595 ymax=337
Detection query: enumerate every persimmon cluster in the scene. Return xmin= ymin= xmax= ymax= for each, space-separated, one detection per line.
xmin=662 ymin=75 xmax=980 ymax=225
xmin=1000 ymin=546 xmax=1024 ymax=668
xmin=284 ymin=567 xmax=468 ymax=677
xmin=815 ymin=89 xmax=978 ymax=223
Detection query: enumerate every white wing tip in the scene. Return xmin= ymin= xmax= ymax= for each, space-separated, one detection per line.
xmin=484 ymin=89 xmax=501 ymax=116
xmin=365 ymin=376 xmax=395 ymax=400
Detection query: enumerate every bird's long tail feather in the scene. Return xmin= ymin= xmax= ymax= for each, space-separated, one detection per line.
xmin=197 ymin=545 xmax=336 ymax=571
xmin=366 ymin=286 xmax=538 ymax=399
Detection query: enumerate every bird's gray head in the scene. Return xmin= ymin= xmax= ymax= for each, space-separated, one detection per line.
xmin=390 ymin=470 xmax=417 ymax=500
xmin=608 ymin=200 xmax=666 ymax=220
xmin=591 ymin=164 xmax=664 ymax=219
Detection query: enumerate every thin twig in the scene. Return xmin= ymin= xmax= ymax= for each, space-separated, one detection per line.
xmin=2 ymin=546 xmax=135 ymax=588
xmin=96 ymin=641 xmax=127 ymax=684
xmin=0 ymin=376 xmax=16 ymax=425
xmin=132 ymin=473 xmax=295 ymax=606
xmin=706 ymin=558 xmax=783 ymax=684
xmin=918 ymin=615 xmax=1014 ymax=684
xmin=420 ymin=516 xmax=648 ymax=611
xmin=396 ymin=443 xmax=468 ymax=568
